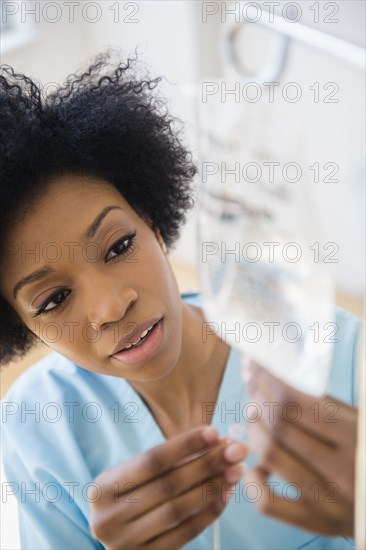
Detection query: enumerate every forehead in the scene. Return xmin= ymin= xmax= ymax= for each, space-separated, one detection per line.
xmin=8 ymin=174 xmax=138 ymax=242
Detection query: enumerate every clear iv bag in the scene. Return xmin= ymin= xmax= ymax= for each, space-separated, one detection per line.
xmin=197 ymin=95 xmax=335 ymax=396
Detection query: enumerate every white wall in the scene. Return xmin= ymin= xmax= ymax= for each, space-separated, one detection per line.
xmin=194 ymin=0 xmax=365 ymax=296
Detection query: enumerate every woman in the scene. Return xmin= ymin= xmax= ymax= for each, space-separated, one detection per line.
xmin=0 ymin=51 xmax=360 ymax=549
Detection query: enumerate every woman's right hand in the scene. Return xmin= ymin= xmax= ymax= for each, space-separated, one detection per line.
xmin=89 ymin=425 xmax=249 ymax=549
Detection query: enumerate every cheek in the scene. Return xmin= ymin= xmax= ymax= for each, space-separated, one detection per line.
xmin=31 ymin=321 xmax=93 ymax=356
xmin=38 ymin=329 xmax=99 ymax=375
xmin=138 ymin=238 xmax=180 ymax=297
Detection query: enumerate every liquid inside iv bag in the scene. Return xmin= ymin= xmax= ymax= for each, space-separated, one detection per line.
xmin=199 ymin=184 xmax=336 ymax=397
xmin=202 ymin=258 xmax=335 ymax=396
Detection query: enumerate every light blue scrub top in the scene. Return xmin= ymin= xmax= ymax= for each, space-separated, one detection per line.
xmin=1 ymin=292 xmax=360 ymax=549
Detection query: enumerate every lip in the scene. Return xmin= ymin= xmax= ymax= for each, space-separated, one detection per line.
xmin=111 ymin=318 xmax=164 ymax=365
xmin=110 ymin=316 xmax=162 ymax=356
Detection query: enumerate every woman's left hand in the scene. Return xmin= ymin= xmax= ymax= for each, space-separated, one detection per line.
xmin=241 ymin=358 xmax=357 ymax=537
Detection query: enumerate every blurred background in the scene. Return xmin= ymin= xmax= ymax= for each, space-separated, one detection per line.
xmin=1 ymin=1 xmax=365 ymax=547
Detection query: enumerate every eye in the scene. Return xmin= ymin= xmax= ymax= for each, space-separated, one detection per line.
xmin=105 ymin=231 xmax=137 ymax=262
xmin=34 ymin=289 xmax=71 ymax=317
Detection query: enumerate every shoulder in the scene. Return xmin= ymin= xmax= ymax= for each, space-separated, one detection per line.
xmin=1 ymin=351 xmax=136 ymax=482
xmin=334 ymin=307 xmax=361 ymax=341
xmin=1 ymin=349 xmax=131 ymax=406
xmin=1 ymin=351 xmax=126 ymax=446
xmin=1 ymin=353 xmax=82 ymax=452
xmin=180 ymin=289 xmax=202 ymax=307
xmin=2 ymin=351 xmax=90 ymax=406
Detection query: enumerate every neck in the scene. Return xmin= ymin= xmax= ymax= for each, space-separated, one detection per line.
xmin=128 ymin=301 xmax=231 ymax=438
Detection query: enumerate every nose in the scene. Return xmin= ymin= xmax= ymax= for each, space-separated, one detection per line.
xmin=85 ymin=275 xmax=138 ymax=329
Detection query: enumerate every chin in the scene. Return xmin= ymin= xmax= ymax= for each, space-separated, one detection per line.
xmin=125 ymin=347 xmax=180 ymax=383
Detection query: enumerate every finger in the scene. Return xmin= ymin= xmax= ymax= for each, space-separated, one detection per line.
xmin=102 ymin=440 xmax=249 ymax=523
xmin=241 ymin=354 xmax=253 ymax=385
xmin=246 ymin=466 xmax=340 ymax=536
xmin=93 ymin=425 xmax=220 ymax=497
xmin=247 ymin=404 xmax=345 ymax=485
xmin=245 ymin=362 xmax=346 ymax=445
xmin=323 ymin=394 xmax=359 ymax=420
xmin=124 ymin=467 xmax=244 ymax=545
xmin=142 ymin=477 xmax=235 ymax=550
xmin=247 ymin=419 xmax=333 ymax=497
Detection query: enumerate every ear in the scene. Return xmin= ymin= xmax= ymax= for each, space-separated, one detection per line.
xmin=140 ymin=213 xmax=168 ymax=254
xmin=152 ymin=226 xmax=168 ymax=255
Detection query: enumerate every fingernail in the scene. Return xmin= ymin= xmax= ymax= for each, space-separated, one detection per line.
xmin=224 ymin=443 xmax=249 ymax=463
xmin=241 ymin=356 xmax=252 ymax=384
xmin=225 ymin=464 xmax=246 ymax=484
xmin=246 ymin=405 xmax=259 ymax=420
xmin=202 ymin=427 xmax=219 ymax=444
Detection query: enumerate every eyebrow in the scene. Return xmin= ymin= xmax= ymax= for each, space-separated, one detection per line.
xmin=13 ymin=267 xmax=54 ymax=300
xmin=82 ymin=205 xmax=123 ymax=242
xmin=13 ymin=205 xmax=123 ymax=299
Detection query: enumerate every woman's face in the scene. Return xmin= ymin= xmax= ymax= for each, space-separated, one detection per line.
xmin=0 ymin=174 xmax=183 ymax=381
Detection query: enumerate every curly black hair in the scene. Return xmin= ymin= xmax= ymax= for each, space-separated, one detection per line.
xmin=0 ymin=49 xmax=197 ymax=366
